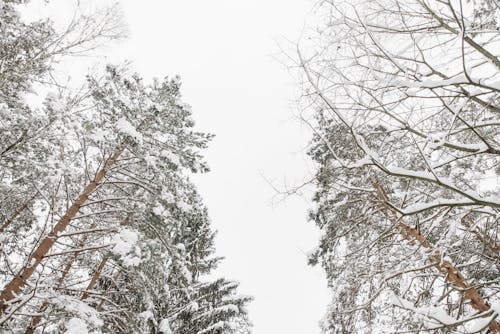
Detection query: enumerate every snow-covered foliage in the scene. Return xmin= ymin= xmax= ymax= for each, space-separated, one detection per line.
xmin=0 ymin=2 xmax=251 ymax=333
xmin=298 ymin=0 xmax=500 ymax=332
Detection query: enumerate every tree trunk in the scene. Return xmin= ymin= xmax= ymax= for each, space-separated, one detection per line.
xmin=373 ymin=181 xmax=500 ymax=333
xmin=23 ymin=227 xmax=96 ymax=334
xmin=0 ymin=142 xmax=127 ymax=316
xmin=81 ymin=256 xmax=108 ymax=300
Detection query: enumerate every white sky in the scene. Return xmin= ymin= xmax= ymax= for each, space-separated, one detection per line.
xmin=23 ymin=1 xmax=331 ymax=333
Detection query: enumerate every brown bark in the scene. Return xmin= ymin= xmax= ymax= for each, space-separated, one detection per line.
xmin=373 ymin=181 xmax=500 ymax=332
xmin=24 ymin=258 xmax=77 ymax=334
xmin=24 ymin=229 xmax=95 ymax=334
xmin=81 ymin=256 xmax=108 ymax=300
xmin=0 ymin=142 xmax=127 ymax=316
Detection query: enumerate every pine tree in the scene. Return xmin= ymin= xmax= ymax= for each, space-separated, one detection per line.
xmin=0 ymin=2 xmax=252 ymax=333
xmin=297 ymin=0 xmax=500 ymax=332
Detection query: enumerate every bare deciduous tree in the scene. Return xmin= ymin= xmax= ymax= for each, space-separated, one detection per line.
xmin=297 ymin=0 xmax=500 ymax=332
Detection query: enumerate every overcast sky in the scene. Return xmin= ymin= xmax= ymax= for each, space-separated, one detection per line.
xmin=24 ymin=1 xmax=331 ymax=333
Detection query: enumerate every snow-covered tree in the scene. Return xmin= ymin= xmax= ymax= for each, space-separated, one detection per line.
xmin=0 ymin=2 xmax=251 ymax=333
xmin=298 ymin=0 xmax=500 ymax=332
